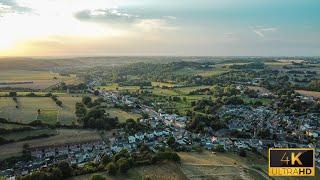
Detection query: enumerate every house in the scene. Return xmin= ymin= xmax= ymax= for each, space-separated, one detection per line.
xmin=128 ymin=136 xmax=136 ymax=144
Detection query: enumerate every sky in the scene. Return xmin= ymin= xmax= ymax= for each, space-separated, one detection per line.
xmin=0 ymin=0 xmax=319 ymax=56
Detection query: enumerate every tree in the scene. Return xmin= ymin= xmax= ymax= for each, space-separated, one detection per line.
xmin=167 ymin=136 xmax=176 ymax=148
xmin=101 ymin=155 xmax=111 ymax=165
xmin=56 ymin=100 xmax=62 ymax=107
xmin=22 ymin=143 xmax=31 ymax=159
xmin=75 ymin=102 xmax=87 ymax=118
xmin=57 ymin=161 xmax=73 ymax=178
xmin=94 ymin=90 xmax=100 ymax=96
xmin=214 ymin=145 xmax=225 ymax=152
xmin=106 ymin=162 xmax=117 ymax=175
xmin=239 ymin=149 xmax=247 ymax=157
xmin=9 ymin=91 xmax=17 ymax=97
xmin=50 ymin=167 xmax=63 ymax=180
xmin=90 ymin=174 xmax=106 ymax=180
xmin=82 ymin=96 xmax=92 ymax=105
xmin=116 ymin=158 xmax=130 ymax=173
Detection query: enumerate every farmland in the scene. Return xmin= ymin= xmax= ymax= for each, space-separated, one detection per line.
xmin=0 ymin=129 xmax=101 ymax=159
xmin=0 ymin=95 xmax=83 ymax=125
xmin=105 ymin=108 xmax=142 ymax=122
xmin=295 ymin=90 xmax=320 ymax=98
xmin=0 ymin=70 xmax=80 ymax=89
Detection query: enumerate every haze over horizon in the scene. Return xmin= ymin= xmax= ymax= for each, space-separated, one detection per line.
xmin=0 ymin=0 xmax=319 ymax=57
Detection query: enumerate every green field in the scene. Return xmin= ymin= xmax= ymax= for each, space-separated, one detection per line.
xmin=0 ymin=123 xmax=31 ymax=130
xmin=0 ymin=129 xmax=101 ymax=159
xmin=0 ymin=95 xmax=83 ymax=125
xmin=0 ymin=70 xmax=80 ymax=89
xmin=151 ymin=81 xmax=177 ymax=88
xmin=95 ymin=83 xmax=140 ymax=92
xmin=105 ymin=108 xmax=142 ymax=122
xmin=0 ymin=128 xmax=57 ymax=141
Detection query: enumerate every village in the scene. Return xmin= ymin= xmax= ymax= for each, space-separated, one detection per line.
xmin=2 ymin=85 xmax=320 ymax=178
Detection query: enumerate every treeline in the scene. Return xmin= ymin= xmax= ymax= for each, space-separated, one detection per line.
xmin=75 ymin=96 xmax=119 ymax=130
xmin=90 ymin=61 xmax=214 ymax=85
xmin=19 ymin=146 xmax=180 ymax=180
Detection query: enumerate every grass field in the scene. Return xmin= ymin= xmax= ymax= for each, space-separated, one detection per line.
xmin=70 ymin=161 xmax=187 ymax=180
xmin=0 ymin=70 xmax=80 ymax=89
xmin=95 ymin=83 xmax=140 ymax=92
xmin=37 ymin=109 xmax=58 ymax=124
xmin=0 ymin=128 xmax=57 ymax=141
xmin=0 ymin=123 xmax=31 ymax=130
xmin=0 ymin=95 xmax=83 ymax=125
xmin=247 ymin=86 xmax=271 ymax=94
xmin=295 ymin=90 xmax=320 ymax=98
xmin=0 ymin=129 xmax=101 ymax=159
xmin=105 ymin=108 xmax=142 ymax=122
xmin=152 ymin=82 xmax=177 ymax=88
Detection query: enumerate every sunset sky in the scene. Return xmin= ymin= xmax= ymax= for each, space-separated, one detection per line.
xmin=0 ymin=0 xmax=319 ymax=56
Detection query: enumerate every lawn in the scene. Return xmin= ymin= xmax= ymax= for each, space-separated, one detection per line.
xmin=105 ymin=108 xmax=142 ymax=122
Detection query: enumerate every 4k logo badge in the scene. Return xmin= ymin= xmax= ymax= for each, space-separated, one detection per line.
xmin=269 ymin=148 xmax=315 ymax=176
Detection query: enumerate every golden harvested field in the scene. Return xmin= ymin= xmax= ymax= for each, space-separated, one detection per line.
xmin=0 ymin=129 xmax=101 ymax=159
xmin=295 ymin=90 xmax=320 ymax=98
xmin=0 ymin=70 xmax=80 ymax=89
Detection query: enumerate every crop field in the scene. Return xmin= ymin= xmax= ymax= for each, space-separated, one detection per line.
xmin=0 ymin=128 xmax=57 ymax=141
xmin=295 ymin=90 xmax=320 ymax=98
xmin=0 ymin=123 xmax=31 ymax=130
xmin=37 ymin=109 xmax=58 ymax=124
xmin=151 ymin=82 xmax=177 ymax=88
xmin=174 ymin=86 xmax=213 ymax=95
xmin=0 ymin=70 xmax=80 ymax=89
xmin=0 ymin=129 xmax=101 ymax=159
xmin=197 ymin=69 xmax=228 ymax=77
xmin=0 ymin=95 xmax=82 ymax=125
xmin=105 ymin=108 xmax=142 ymax=122
xmin=152 ymin=87 xmax=180 ymax=96
xmin=70 ymin=162 xmax=187 ymax=180
xmin=178 ymin=151 xmax=268 ymax=180
xmin=96 ymin=83 xmax=140 ymax=92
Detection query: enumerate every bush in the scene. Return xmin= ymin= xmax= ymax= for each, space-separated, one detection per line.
xmin=57 ymin=161 xmax=73 ymax=178
xmin=106 ymin=162 xmax=117 ymax=175
xmin=90 ymin=174 xmax=106 ymax=180
xmin=116 ymin=158 xmax=130 ymax=173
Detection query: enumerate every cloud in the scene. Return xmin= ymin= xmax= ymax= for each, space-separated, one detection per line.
xmin=74 ymin=8 xmax=138 ymax=23
xmin=0 ymin=0 xmax=31 ymax=15
xmin=251 ymin=26 xmax=278 ymax=38
xmin=134 ymin=19 xmax=178 ymax=32
xmin=163 ymin=16 xmax=177 ymax=20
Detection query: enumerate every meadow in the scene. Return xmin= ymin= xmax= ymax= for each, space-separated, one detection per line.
xmin=105 ymin=108 xmax=142 ymax=122
xmin=0 ymin=70 xmax=80 ymax=89
xmin=0 ymin=95 xmax=83 ymax=125
xmin=0 ymin=129 xmax=101 ymax=159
